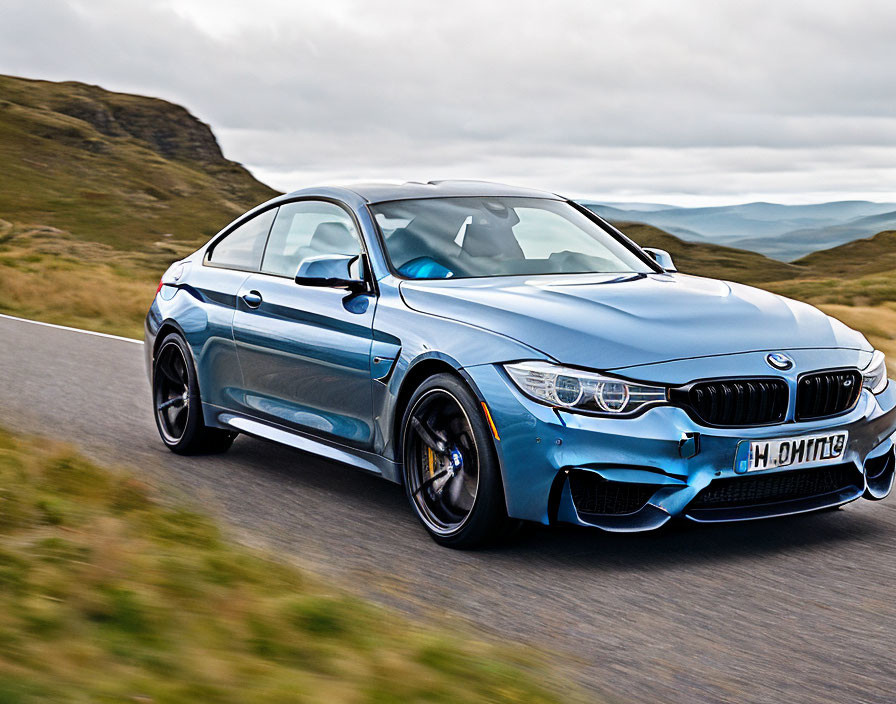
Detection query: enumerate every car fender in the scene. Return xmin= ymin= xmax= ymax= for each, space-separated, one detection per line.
xmin=370 ymin=280 xmax=548 ymax=462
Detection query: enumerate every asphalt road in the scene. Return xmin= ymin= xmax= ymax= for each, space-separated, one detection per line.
xmin=1 ymin=314 xmax=895 ymax=703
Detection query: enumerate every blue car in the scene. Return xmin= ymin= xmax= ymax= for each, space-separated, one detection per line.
xmin=145 ymin=181 xmax=896 ymax=548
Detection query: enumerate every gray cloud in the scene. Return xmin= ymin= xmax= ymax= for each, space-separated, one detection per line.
xmin=2 ymin=0 xmax=896 ymax=204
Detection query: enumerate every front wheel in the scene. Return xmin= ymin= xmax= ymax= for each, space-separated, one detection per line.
xmin=401 ymin=373 xmax=518 ymax=548
xmin=152 ymin=333 xmax=236 ymax=455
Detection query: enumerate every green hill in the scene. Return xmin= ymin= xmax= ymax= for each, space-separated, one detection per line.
xmin=0 ymin=74 xmax=278 ymax=250
xmin=615 ymin=221 xmax=805 ymax=284
xmin=794 ymin=230 xmax=896 ymax=277
xmin=756 ymin=229 xmax=896 ymax=308
xmin=0 ymin=75 xmax=280 ymax=335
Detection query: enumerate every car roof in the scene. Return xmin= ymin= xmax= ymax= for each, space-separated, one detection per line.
xmin=286 ymin=180 xmax=564 ymax=204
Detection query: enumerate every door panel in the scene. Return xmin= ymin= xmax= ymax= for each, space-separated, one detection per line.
xmin=184 ymin=264 xmax=254 ymax=409
xmin=180 ymin=206 xmax=277 ymax=409
xmin=232 ymin=275 xmax=377 ymax=447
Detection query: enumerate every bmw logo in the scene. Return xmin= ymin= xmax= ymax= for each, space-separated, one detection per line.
xmin=766 ymin=352 xmax=794 ymax=371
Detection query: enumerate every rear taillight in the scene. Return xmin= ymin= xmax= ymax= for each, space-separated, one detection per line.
xmin=156 ymin=262 xmax=186 ymax=296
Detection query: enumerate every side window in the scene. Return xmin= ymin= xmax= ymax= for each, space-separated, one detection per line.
xmin=261 ymin=201 xmax=361 ymax=277
xmin=207 ymin=208 xmax=277 ymax=271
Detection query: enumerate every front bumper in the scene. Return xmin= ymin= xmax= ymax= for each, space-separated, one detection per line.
xmin=464 ymin=363 xmax=896 ymax=530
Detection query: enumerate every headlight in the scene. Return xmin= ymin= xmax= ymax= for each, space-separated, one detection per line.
xmin=862 ymin=350 xmax=888 ymax=394
xmin=503 ymin=361 xmax=667 ymax=415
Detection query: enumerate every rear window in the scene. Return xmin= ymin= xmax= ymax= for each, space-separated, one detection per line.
xmin=206 ymin=208 xmax=277 ymax=271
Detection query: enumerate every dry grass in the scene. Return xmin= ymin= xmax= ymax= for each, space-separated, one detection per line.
xmin=760 ymin=271 xmax=896 ymax=308
xmin=0 ymin=220 xmax=191 ymax=338
xmin=816 ymin=303 xmax=896 ymax=359
xmin=0 ymin=427 xmax=572 ymax=704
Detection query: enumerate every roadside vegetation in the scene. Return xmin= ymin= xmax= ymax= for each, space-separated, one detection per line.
xmin=0 ymin=220 xmax=177 ymax=337
xmin=0 ymin=427 xmax=569 ymax=703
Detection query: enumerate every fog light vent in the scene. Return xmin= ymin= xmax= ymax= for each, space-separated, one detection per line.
xmin=568 ymin=470 xmax=656 ymax=516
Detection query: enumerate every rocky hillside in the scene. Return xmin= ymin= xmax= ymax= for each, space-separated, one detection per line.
xmin=0 ymin=74 xmax=278 ymax=250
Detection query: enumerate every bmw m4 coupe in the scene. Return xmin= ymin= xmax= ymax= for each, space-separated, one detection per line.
xmin=146 ymin=181 xmax=896 ymax=548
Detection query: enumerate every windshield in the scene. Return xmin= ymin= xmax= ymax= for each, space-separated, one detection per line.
xmin=370 ymin=197 xmax=655 ymax=279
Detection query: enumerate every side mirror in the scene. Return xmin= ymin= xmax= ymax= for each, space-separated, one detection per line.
xmin=295 ymin=254 xmax=367 ymax=293
xmin=643 ymin=247 xmax=677 ymax=272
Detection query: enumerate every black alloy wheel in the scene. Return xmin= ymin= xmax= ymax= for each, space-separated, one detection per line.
xmin=401 ymin=373 xmax=519 ymax=548
xmin=152 ymin=333 xmax=236 ymax=455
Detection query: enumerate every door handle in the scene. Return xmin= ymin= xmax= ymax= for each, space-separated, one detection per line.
xmin=241 ymin=290 xmax=263 ymax=308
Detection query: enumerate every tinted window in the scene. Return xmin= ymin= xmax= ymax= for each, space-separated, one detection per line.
xmin=261 ymin=200 xmax=361 ymax=277
xmin=207 ymin=208 xmax=277 ymax=271
xmin=371 ymin=197 xmax=654 ymax=279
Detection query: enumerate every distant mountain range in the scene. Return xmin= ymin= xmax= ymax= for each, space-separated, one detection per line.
xmin=582 ymin=200 xmax=896 ymax=261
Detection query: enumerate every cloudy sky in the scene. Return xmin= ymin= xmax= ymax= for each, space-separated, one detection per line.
xmin=2 ymin=0 xmax=896 ymax=205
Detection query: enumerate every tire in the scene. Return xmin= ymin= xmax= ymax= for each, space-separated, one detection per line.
xmin=400 ymin=373 xmax=518 ymax=548
xmin=152 ymin=333 xmax=236 ymax=455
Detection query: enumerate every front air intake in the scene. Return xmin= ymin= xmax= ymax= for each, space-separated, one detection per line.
xmin=795 ymin=369 xmax=862 ymax=421
xmin=690 ymin=463 xmax=861 ymax=510
xmin=671 ymin=378 xmax=789 ymax=427
xmin=568 ymin=470 xmax=656 ymax=516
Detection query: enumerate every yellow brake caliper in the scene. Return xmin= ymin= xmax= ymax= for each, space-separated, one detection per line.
xmin=427 ymin=446 xmax=436 ymax=478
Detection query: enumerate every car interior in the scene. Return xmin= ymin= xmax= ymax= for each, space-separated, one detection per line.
xmin=375 ymin=197 xmax=648 ymax=279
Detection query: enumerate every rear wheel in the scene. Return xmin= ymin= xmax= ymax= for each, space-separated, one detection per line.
xmin=152 ymin=333 xmax=236 ymax=455
xmin=401 ymin=373 xmax=517 ymax=548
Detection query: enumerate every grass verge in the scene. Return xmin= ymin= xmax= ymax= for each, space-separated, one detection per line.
xmin=0 ymin=427 xmax=570 ymax=703
xmin=0 ymin=220 xmax=184 ymax=338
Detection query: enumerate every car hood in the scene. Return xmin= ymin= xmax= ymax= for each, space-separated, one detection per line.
xmin=398 ymin=273 xmax=870 ymax=370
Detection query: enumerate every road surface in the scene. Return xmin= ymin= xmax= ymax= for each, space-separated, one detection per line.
xmin=1 ymin=314 xmax=894 ymax=703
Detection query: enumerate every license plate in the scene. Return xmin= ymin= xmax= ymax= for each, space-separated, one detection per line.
xmin=734 ymin=431 xmax=848 ymax=473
